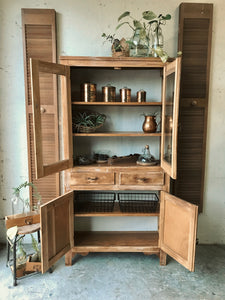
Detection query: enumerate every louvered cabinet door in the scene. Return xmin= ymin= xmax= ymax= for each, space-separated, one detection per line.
xmin=22 ymin=9 xmax=59 ymax=207
xmin=174 ymin=3 xmax=213 ymax=212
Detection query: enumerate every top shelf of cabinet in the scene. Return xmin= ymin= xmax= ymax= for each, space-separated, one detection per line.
xmin=59 ymin=56 xmax=173 ymax=68
xmin=72 ymin=101 xmax=162 ymax=106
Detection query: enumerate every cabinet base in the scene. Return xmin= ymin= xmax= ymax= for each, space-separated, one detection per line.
xmin=65 ymin=231 xmax=166 ymax=266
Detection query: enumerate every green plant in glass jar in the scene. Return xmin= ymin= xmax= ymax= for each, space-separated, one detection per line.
xmin=116 ymin=10 xmax=171 ymax=61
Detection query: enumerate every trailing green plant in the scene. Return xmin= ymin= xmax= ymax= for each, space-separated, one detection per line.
xmin=30 ymin=233 xmax=41 ymax=262
xmin=12 ymin=181 xmax=42 ymax=212
xmin=102 ymin=33 xmax=122 ymax=52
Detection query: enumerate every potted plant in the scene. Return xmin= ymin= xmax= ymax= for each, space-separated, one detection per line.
xmin=101 ymin=33 xmax=129 ymax=57
xmin=11 ymin=181 xmax=42 ymax=214
xmin=25 ymin=233 xmax=41 ymax=273
xmin=73 ymin=111 xmax=106 ymax=133
xmin=116 ymin=10 xmax=171 ymax=61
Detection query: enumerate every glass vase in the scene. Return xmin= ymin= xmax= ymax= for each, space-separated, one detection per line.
xmin=151 ymin=25 xmax=164 ymax=57
xmin=129 ymin=29 xmax=149 ymax=57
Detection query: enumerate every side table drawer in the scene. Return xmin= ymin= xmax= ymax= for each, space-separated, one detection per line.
xmin=119 ymin=172 xmax=164 ymax=186
xmin=70 ymin=172 xmax=115 ymax=185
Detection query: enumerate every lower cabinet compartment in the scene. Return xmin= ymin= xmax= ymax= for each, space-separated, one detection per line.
xmin=73 ymin=231 xmax=159 ymax=253
xmin=74 ymin=191 xmax=160 ymax=216
xmin=118 ymin=192 xmax=159 ymax=213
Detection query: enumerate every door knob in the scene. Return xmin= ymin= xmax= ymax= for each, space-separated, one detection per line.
xmin=40 ymin=106 xmax=46 ymax=113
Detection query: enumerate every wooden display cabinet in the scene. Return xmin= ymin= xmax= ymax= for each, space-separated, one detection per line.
xmin=30 ymin=56 xmax=198 ymax=273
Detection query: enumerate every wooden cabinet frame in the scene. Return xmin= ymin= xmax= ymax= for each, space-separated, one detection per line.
xmin=30 ymin=57 xmax=198 ymax=273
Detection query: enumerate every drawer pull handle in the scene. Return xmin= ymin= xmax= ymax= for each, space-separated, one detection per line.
xmin=191 ymin=100 xmax=197 ymax=106
xmin=136 ymin=177 xmax=147 ymax=183
xmin=87 ymin=177 xmax=98 ymax=181
xmin=25 ymin=218 xmax=33 ymax=225
xmin=40 ymin=106 xmax=46 ymax=113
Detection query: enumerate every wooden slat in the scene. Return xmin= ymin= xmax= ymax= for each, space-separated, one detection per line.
xmin=73 ymin=231 xmax=159 ymax=253
xmin=174 ymin=3 xmax=213 ymax=211
xmin=75 ymin=202 xmax=159 ymax=217
xmin=72 ymin=101 xmax=162 ymax=106
xmin=60 ymin=56 xmax=168 ymax=68
xmin=22 ymin=9 xmax=59 ymax=207
xmin=175 ymin=107 xmax=205 ymax=206
xmin=73 ymin=132 xmax=161 ymax=137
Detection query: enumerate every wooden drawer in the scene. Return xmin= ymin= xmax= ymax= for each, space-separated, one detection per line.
xmin=119 ymin=172 xmax=164 ymax=186
xmin=5 ymin=212 xmax=40 ymax=229
xmin=70 ymin=172 xmax=115 ymax=185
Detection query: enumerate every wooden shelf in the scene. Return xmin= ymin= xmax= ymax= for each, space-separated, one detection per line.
xmin=75 ymin=202 xmax=159 ymax=217
xmin=72 ymin=101 xmax=162 ymax=106
xmin=73 ymin=231 xmax=159 ymax=253
xmin=73 ymin=131 xmax=161 ymax=137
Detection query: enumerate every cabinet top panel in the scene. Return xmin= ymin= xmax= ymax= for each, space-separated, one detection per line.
xmin=59 ymin=56 xmax=172 ymax=68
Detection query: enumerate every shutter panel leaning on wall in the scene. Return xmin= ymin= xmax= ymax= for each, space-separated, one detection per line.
xmin=22 ymin=9 xmax=59 ymax=207
xmin=173 ymin=3 xmax=213 ymax=212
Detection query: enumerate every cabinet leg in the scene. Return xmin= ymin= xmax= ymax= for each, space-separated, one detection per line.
xmin=6 ymin=240 xmax=10 ymax=267
xmin=159 ymin=250 xmax=167 ymax=266
xmin=13 ymin=237 xmax=17 ymax=286
xmin=65 ymin=250 xmax=74 ymax=266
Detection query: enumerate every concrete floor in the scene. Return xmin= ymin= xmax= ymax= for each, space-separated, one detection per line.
xmin=0 ymin=244 xmax=224 ymax=300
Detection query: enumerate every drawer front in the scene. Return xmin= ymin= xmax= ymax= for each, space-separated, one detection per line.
xmin=70 ymin=172 xmax=114 ymax=185
xmin=119 ymin=172 xmax=164 ymax=186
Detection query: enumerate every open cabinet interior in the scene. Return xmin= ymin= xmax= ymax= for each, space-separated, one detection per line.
xmin=30 ymin=56 xmax=198 ymax=273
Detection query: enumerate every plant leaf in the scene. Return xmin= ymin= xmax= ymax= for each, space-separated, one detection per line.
xmin=116 ymin=22 xmax=129 ymax=31
xmin=118 ymin=11 xmax=130 ymax=22
xmin=148 ymin=20 xmax=158 ymax=25
xmin=133 ymin=20 xmax=143 ymax=29
xmin=162 ymin=14 xmax=171 ymax=20
xmin=139 ymin=28 xmax=147 ymax=39
xmin=142 ymin=11 xmax=157 ymax=20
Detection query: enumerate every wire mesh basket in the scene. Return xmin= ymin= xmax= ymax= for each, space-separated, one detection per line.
xmin=74 ymin=191 xmax=116 ymax=213
xmin=118 ymin=192 xmax=159 ymax=213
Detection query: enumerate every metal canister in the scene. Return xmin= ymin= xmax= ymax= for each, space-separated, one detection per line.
xmin=102 ymin=85 xmax=116 ymax=102
xmin=81 ymin=83 xmax=96 ymax=102
xmin=120 ymin=87 xmax=131 ymax=102
xmin=137 ymin=89 xmax=146 ymax=102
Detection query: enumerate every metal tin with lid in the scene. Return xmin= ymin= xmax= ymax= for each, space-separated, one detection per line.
xmin=102 ymin=85 xmax=116 ymax=102
xmin=137 ymin=89 xmax=146 ymax=102
xmin=81 ymin=83 xmax=96 ymax=102
xmin=120 ymin=87 xmax=131 ymax=102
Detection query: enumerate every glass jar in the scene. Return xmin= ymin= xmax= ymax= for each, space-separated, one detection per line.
xmin=151 ymin=25 xmax=164 ymax=57
xmin=129 ymin=29 xmax=149 ymax=57
xmin=136 ymin=145 xmax=156 ymax=166
xmin=11 ymin=193 xmax=25 ymax=215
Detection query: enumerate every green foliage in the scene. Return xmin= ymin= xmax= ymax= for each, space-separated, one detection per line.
xmin=74 ymin=111 xmax=106 ymax=131
xmin=102 ymin=33 xmax=122 ymax=51
xmin=30 ymin=233 xmax=41 ymax=262
xmin=118 ymin=11 xmax=130 ymax=22
xmin=12 ymin=181 xmax=42 ymax=211
xmin=116 ymin=10 xmax=171 ymax=34
xmin=142 ymin=11 xmax=157 ymax=20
